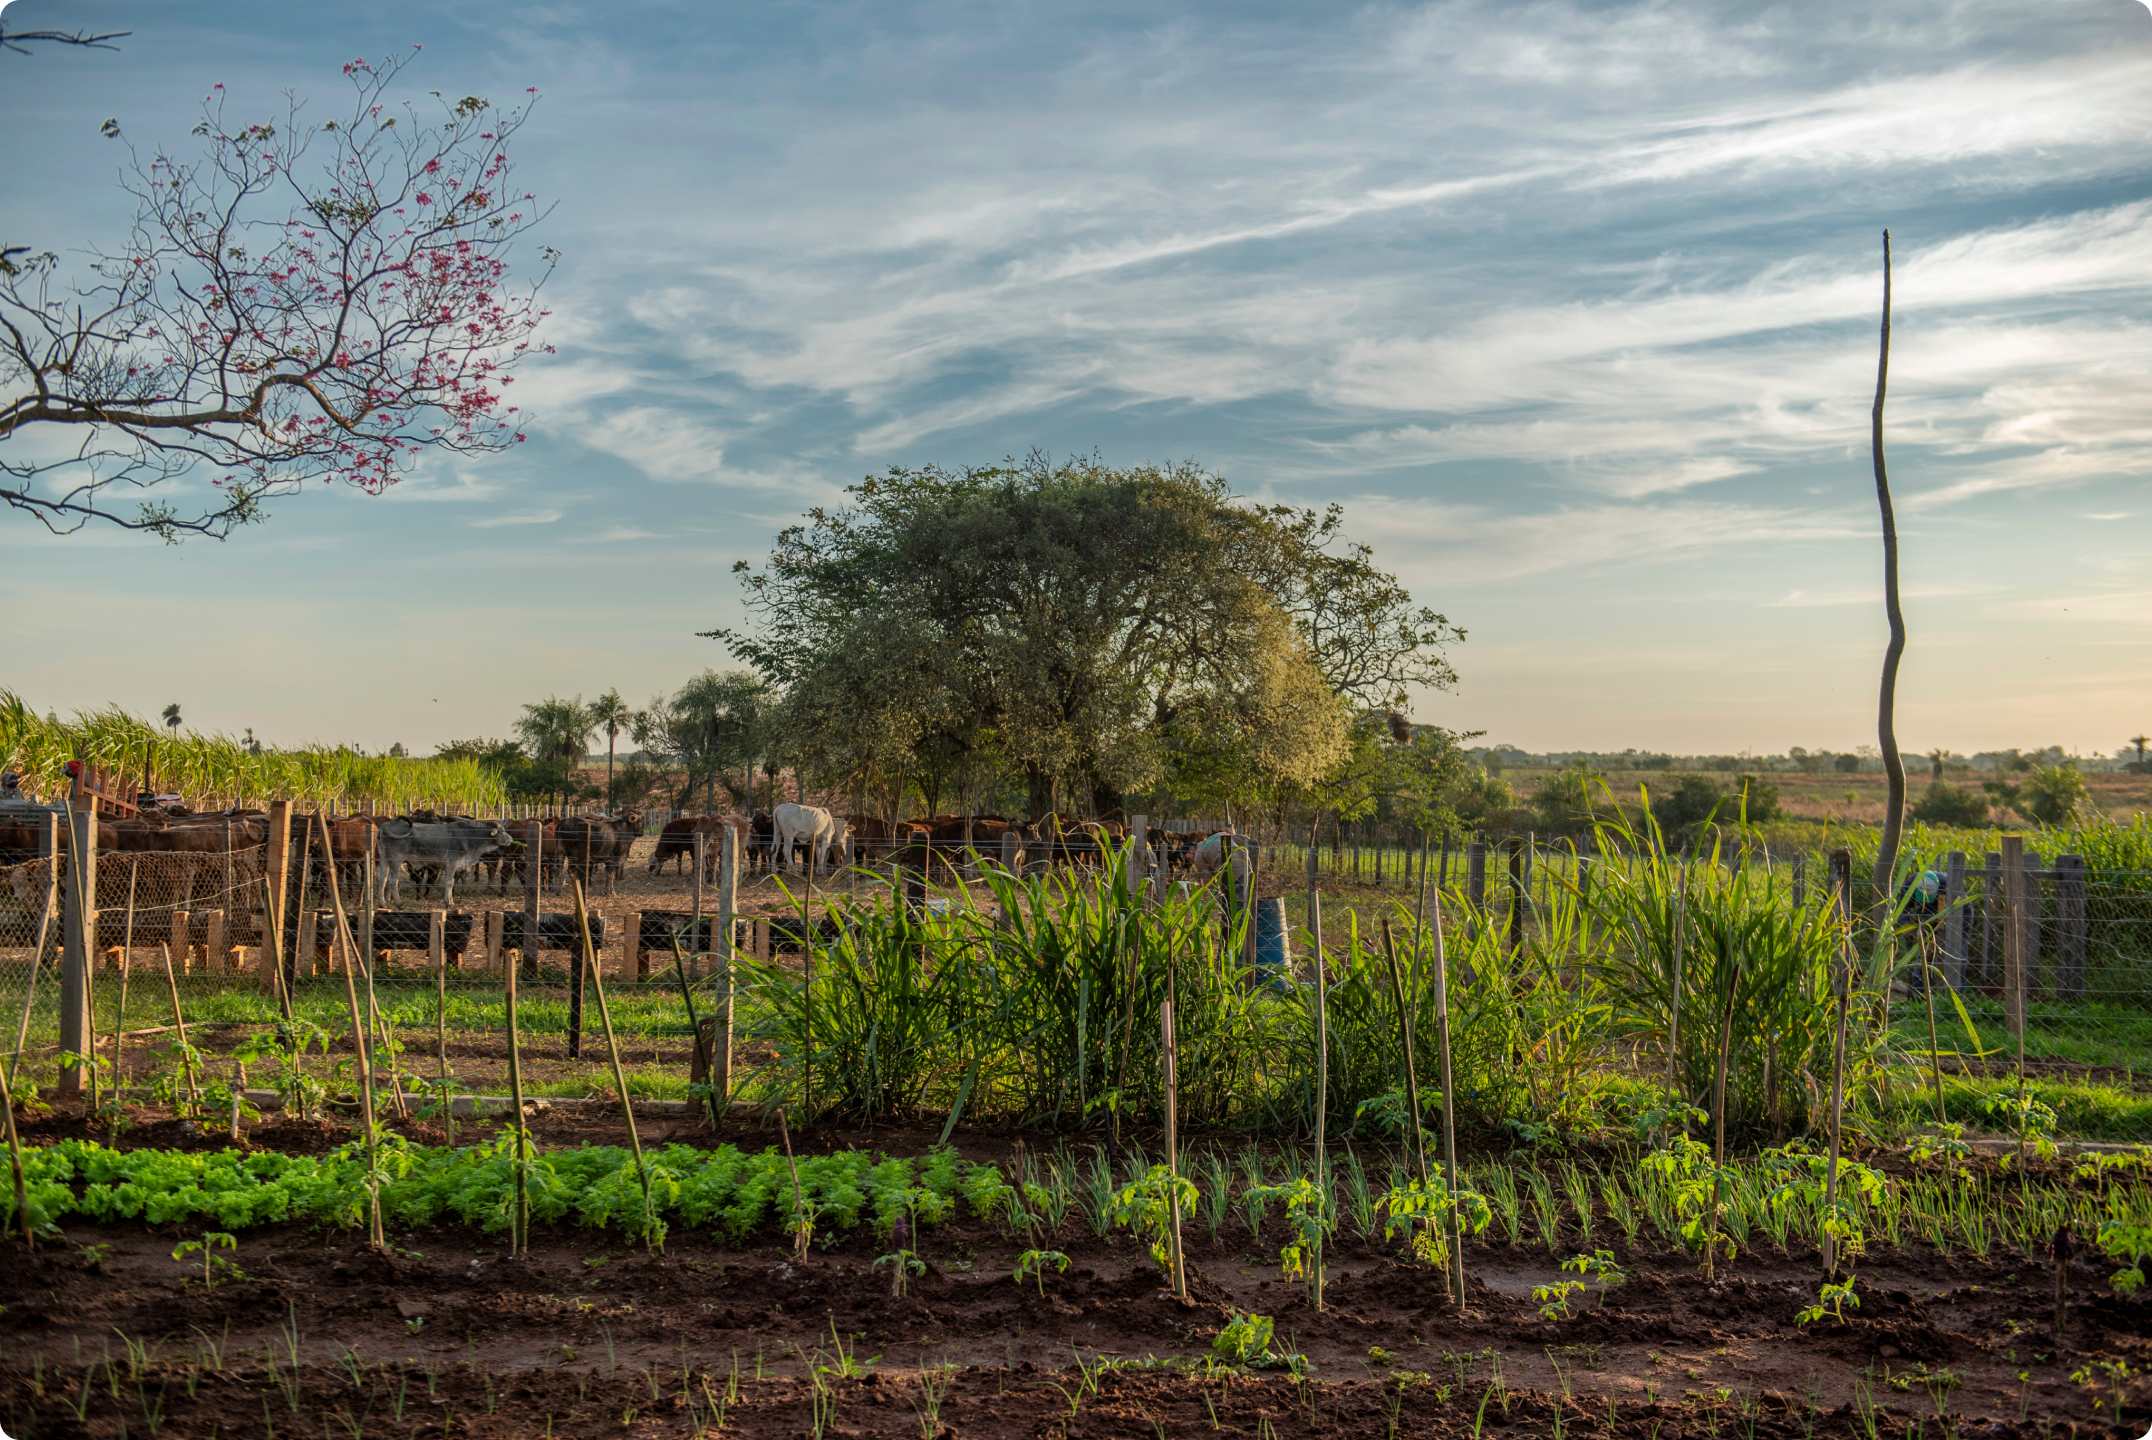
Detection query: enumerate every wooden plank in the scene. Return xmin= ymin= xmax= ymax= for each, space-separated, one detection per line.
xmin=1942 ymin=850 xmax=1968 ymax=990
xmin=2057 ymin=854 xmax=2087 ymax=1000
xmin=2001 ymin=835 xmax=2026 ymax=1040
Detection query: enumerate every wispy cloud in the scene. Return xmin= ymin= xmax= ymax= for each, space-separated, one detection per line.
xmin=469 ymin=509 xmax=565 ymax=528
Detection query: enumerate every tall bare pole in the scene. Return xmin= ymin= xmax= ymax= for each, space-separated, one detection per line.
xmin=1870 ymin=228 xmax=1908 ymax=902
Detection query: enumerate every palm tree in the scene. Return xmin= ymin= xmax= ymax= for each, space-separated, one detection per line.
xmin=515 ymin=695 xmax=597 ymax=763
xmin=2131 ymin=734 xmax=2149 ymax=771
xmin=588 ymin=689 xmax=633 ymax=803
xmin=161 ymin=703 xmax=182 ymax=735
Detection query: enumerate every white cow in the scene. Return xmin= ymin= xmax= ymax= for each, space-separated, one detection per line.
xmin=772 ymin=803 xmax=849 ymax=875
xmin=375 ymin=817 xmax=515 ymax=905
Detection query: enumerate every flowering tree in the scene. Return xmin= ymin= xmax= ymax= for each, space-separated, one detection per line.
xmin=0 ymin=49 xmax=555 ymax=540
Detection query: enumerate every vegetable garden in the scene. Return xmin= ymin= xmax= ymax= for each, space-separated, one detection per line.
xmin=4 ymin=817 xmax=2151 ymax=1438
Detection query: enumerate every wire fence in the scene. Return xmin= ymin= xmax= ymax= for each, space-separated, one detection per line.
xmin=5 ymin=803 xmax=2150 ymax=1094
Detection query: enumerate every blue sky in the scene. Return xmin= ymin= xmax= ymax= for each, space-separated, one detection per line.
xmin=3 ymin=0 xmax=2148 ymax=758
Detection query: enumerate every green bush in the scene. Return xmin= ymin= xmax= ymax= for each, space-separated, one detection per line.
xmin=1911 ymin=781 xmax=1990 ymax=828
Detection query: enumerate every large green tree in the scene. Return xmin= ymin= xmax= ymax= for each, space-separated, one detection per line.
xmin=710 ymin=454 xmax=1463 ymax=820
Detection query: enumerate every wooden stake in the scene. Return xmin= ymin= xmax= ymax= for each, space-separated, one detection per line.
xmin=1379 ymin=916 xmax=1431 ymax=1187
xmin=1306 ymin=834 xmax=1329 ymax=1312
xmin=1162 ymin=994 xmax=1187 ymax=1301
xmin=577 ymin=880 xmax=656 ymax=1248
xmin=1429 ymin=887 xmax=1465 ymax=1309
xmin=1 ymin=900 xmax=54 ymax=1247
xmin=1706 ymin=960 xmax=1743 ymax=1283
xmin=113 ymin=863 xmax=138 ymax=1114
xmin=716 ymin=824 xmax=738 ymax=1108
xmin=2052 ymin=1226 xmax=2073 ymax=1338
xmin=316 ymin=814 xmax=383 ymax=1247
xmin=436 ymin=912 xmax=454 ymax=1148
xmin=1822 ymin=940 xmax=1853 ymax=1279
xmin=1666 ymin=867 xmax=1688 ymax=1112
xmin=504 ymin=936 xmax=529 ymax=1257
xmin=778 ymin=1108 xmax=808 ymax=1261
xmin=157 ymin=943 xmax=202 ymax=1118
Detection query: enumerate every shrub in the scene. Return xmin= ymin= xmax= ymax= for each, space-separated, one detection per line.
xmin=1911 ymin=781 xmax=1989 ymax=828
xmin=1647 ymin=774 xmax=1725 ymax=837
xmin=1732 ymin=774 xmax=1781 ymax=823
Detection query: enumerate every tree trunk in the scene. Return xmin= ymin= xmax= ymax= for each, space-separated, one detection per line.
xmin=1870 ymin=229 xmax=1908 ymax=904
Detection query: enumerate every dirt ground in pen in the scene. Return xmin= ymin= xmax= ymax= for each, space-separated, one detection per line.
xmin=4 ymin=1111 xmax=2150 ymax=1439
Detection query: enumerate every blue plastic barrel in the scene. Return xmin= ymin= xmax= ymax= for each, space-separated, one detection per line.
xmin=1253 ymin=897 xmax=1290 ymax=990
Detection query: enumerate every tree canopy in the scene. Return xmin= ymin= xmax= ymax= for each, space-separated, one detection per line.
xmin=709 ymin=454 xmax=1467 ymax=822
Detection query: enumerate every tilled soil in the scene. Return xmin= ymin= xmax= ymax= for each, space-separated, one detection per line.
xmin=4 ymin=1181 xmax=2149 ymax=1439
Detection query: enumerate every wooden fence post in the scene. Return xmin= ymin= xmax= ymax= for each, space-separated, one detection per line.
xmin=297 ymin=909 xmax=319 ymax=975
xmin=1467 ymin=840 xmax=1487 ymax=916
xmin=205 ymin=909 xmax=227 ymax=972
xmin=171 ymin=909 xmax=193 ymax=975
xmin=2002 ymin=835 xmax=2026 ymax=1041
xmin=1505 ymin=836 xmax=1525 ymax=951
xmin=716 ymin=823 xmax=738 ymax=1106
xmin=2057 ymin=854 xmax=2087 ymax=1001
xmin=429 ymin=910 xmax=447 ymax=975
xmin=485 ymin=910 xmax=505 ymax=975
xmin=59 ymin=788 xmax=96 ymax=1094
xmin=1942 ymin=850 xmax=1968 ymax=990
xmin=1001 ymin=828 xmax=1020 ymax=877
xmin=623 ymin=910 xmax=645 ymax=981
xmin=1129 ymin=813 xmax=1147 ymax=893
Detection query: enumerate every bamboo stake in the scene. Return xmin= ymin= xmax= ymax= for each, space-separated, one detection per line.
xmin=2 ymin=1047 xmax=29 ymax=1247
xmin=111 ymin=863 xmax=138 ymax=1123
xmin=436 ymin=916 xmax=454 ymax=1148
xmin=358 ymin=841 xmax=403 ymax=1116
xmin=1306 ymin=835 xmax=1329 ymax=1312
xmin=1 ymin=902 xmax=53 ymax=1248
xmin=1162 ymin=993 xmax=1187 ymax=1301
xmin=260 ymin=872 xmax=291 ymax=1023
xmin=1429 ymin=887 xmax=1465 ymax=1308
xmin=1822 ymin=938 xmax=1853 ymax=1279
xmin=1379 ymin=916 xmax=1431 ymax=1188
xmin=8 ymin=908 xmax=53 ymax=1072
xmin=1666 ymin=868 xmax=1688 ymax=1113
xmin=1920 ymin=929 xmax=1947 ymax=1126
xmin=670 ymin=932 xmax=723 ymax=1131
xmin=157 ymin=943 xmax=202 ymax=1117
xmin=1705 ymin=960 xmax=1743 ymax=1283
xmin=317 ymin=814 xmax=384 ymax=1251
xmin=778 ymin=1108 xmax=808 ymax=1261
xmin=504 ymin=937 xmax=529 ymax=1257
xmin=576 ymin=880 xmax=656 ymax=1249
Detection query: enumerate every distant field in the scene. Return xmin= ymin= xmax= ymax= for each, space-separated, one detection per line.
xmin=1497 ymin=764 xmax=2152 ymax=828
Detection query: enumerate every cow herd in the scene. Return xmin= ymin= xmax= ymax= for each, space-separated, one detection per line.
xmin=643 ymin=804 xmax=1245 ymax=884
xmin=0 ymin=805 xmax=648 ymax=916
xmin=0 ymin=799 xmax=1246 ymax=924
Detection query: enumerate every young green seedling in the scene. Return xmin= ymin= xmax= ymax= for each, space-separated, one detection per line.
xmin=171 ymin=1231 xmax=241 ymax=1290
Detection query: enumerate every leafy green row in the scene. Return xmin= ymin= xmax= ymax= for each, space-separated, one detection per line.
xmin=6 ymin=1140 xmax=991 ymax=1244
